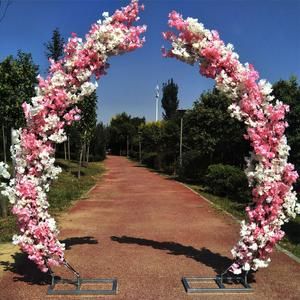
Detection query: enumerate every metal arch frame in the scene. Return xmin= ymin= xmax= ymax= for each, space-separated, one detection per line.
xmin=47 ymin=260 xmax=118 ymax=296
xmin=182 ymin=269 xmax=253 ymax=294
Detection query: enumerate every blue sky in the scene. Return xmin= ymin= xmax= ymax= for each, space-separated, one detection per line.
xmin=0 ymin=0 xmax=299 ymax=124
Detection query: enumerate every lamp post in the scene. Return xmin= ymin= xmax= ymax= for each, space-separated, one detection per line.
xmin=155 ymin=85 xmax=159 ymax=122
xmin=177 ymin=109 xmax=186 ymax=167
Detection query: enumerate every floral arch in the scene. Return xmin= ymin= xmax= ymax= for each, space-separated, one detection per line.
xmin=0 ymin=0 xmax=146 ymax=273
xmin=163 ymin=11 xmax=300 ymax=274
xmin=0 ymin=1 xmax=299 ymax=278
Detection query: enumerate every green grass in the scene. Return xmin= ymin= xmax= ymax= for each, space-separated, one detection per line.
xmin=0 ymin=159 xmax=105 ymax=243
xmin=187 ymin=184 xmax=300 ymax=259
xmin=280 ymin=216 xmax=300 ymax=257
xmin=0 ymin=213 xmax=17 ymax=243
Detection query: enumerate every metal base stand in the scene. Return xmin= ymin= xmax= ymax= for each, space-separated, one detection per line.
xmin=47 ymin=260 xmax=117 ymax=296
xmin=182 ymin=269 xmax=253 ymax=294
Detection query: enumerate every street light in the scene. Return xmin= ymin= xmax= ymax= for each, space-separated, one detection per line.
xmin=177 ymin=109 xmax=187 ymax=167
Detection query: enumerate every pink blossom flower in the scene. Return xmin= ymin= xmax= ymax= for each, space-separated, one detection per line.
xmin=4 ymin=0 xmax=146 ymax=273
xmin=163 ymin=11 xmax=299 ymax=273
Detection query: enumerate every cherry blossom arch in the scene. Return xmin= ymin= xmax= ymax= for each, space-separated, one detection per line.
xmin=163 ymin=12 xmax=300 ymax=275
xmin=0 ymin=0 xmax=146 ymax=273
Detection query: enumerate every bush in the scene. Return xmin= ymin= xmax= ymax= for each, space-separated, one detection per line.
xmin=205 ymin=164 xmax=250 ymax=203
xmin=178 ymin=150 xmax=210 ymax=182
xmin=142 ymin=152 xmax=160 ymax=169
xmin=161 ymin=151 xmax=176 ymax=174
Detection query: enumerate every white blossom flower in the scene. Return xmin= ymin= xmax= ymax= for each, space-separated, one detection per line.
xmin=0 ymin=162 xmax=10 ymax=179
xmin=102 ymin=11 xmax=109 ymax=18
xmin=49 ymin=129 xmax=67 ymax=143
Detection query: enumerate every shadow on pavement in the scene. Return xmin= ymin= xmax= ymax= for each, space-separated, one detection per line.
xmin=60 ymin=236 xmax=98 ymax=250
xmin=0 ymin=236 xmax=98 ymax=285
xmin=112 ymin=235 xmax=235 ymax=275
xmin=0 ymin=252 xmax=51 ymax=285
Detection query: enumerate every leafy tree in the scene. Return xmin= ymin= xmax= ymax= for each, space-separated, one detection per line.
xmin=0 ymin=56 xmax=15 ymax=163
xmin=139 ymin=121 xmax=163 ymax=169
xmin=0 ymin=52 xmax=38 ymax=162
xmin=44 ymin=28 xmax=65 ymax=62
xmin=128 ymin=116 xmax=145 ymax=155
xmin=181 ymin=89 xmax=249 ymax=178
xmin=160 ymin=119 xmax=180 ymax=173
xmin=137 ymin=119 xmax=179 ymax=173
xmin=272 ymin=76 xmax=300 ymax=172
xmin=108 ymin=112 xmax=132 ymax=155
xmin=15 ymin=51 xmax=39 ymax=126
xmin=139 ymin=121 xmax=163 ymax=152
xmin=108 ymin=113 xmax=145 ymax=156
xmin=161 ymin=78 xmax=179 ymax=120
xmin=0 ymin=51 xmax=38 ymax=217
xmin=89 ymin=123 xmax=107 ymax=161
xmin=76 ymin=91 xmax=97 ymax=176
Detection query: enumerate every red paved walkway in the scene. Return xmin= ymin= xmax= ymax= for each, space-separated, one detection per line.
xmin=0 ymin=156 xmax=300 ymax=299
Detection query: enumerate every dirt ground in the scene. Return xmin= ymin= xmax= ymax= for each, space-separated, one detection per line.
xmin=0 ymin=156 xmax=299 ymax=300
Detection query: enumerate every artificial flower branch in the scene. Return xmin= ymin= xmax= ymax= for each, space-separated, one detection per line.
xmin=0 ymin=0 xmax=146 ymax=272
xmin=163 ymin=11 xmax=300 ymax=274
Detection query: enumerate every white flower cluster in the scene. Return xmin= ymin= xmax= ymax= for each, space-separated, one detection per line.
xmin=0 ymin=162 xmax=10 ymax=179
xmin=51 ymin=71 xmax=67 ymax=88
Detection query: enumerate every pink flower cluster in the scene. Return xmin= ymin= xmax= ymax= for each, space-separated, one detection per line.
xmin=163 ymin=12 xmax=300 ymax=274
xmin=1 ymin=0 xmax=146 ymax=273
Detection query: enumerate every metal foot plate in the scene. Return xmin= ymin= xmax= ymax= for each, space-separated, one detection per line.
xmin=47 ymin=278 xmax=118 ymax=295
xmin=182 ymin=276 xmax=253 ymax=294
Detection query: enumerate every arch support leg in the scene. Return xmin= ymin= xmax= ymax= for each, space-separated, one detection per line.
xmin=182 ymin=268 xmax=253 ymax=294
xmin=47 ymin=260 xmax=117 ymax=296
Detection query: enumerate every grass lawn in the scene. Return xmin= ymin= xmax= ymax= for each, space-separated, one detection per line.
xmin=188 ymin=184 xmax=300 ymax=259
xmin=0 ymin=159 xmax=105 ymax=243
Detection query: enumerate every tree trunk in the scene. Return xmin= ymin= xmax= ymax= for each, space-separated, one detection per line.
xmin=0 ymin=197 xmax=7 ymax=218
xmin=126 ymin=135 xmax=129 ymax=157
xmin=82 ymin=141 xmax=86 ymax=164
xmin=78 ymin=145 xmax=83 ymax=178
xmin=2 ymin=125 xmax=7 ymax=164
xmin=64 ymin=141 xmax=67 ymax=160
xmin=86 ymin=143 xmax=90 ymax=163
xmin=68 ymin=135 xmax=71 ymax=160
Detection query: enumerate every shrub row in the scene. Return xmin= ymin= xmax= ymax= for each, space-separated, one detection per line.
xmin=139 ymin=149 xmax=250 ymax=204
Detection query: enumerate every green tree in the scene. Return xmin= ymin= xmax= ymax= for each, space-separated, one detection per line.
xmin=44 ymin=28 xmax=65 ymax=62
xmin=15 ymin=51 xmax=39 ymax=126
xmin=161 ymin=78 xmax=179 ymax=120
xmin=0 ymin=51 xmax=38 ymax=217
xmin=89 ymin=123 xmax=107 ymax=161
xmin=272 ymin=76 xmax=300 ymax=172
xmin=181 ymin=88 xmax=249 ymax=179
xmin=108 ymin=113 xmax=143 ymax=156
xmin=0 ymin=52 xmax=38 ymax=162
xmin=76 ymin=91 xmax=97 ymax=176
xmin=128 ymin=116 xmax=145 ymax=156
xmin=160 ymin=119 xmax=180 ymax=173
xmin=139 ymin=121 xmax=163 ymax=169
